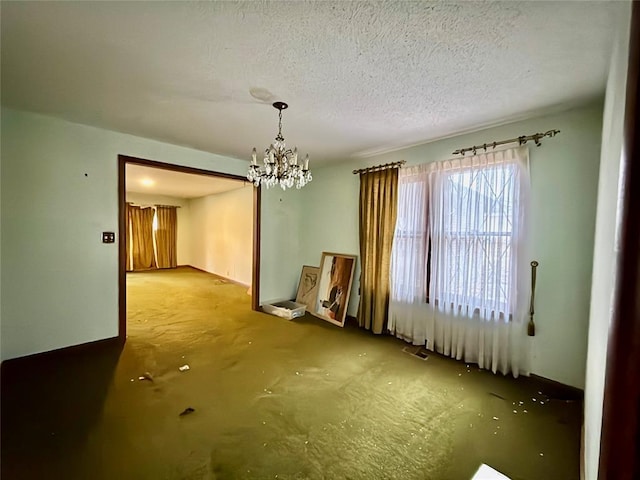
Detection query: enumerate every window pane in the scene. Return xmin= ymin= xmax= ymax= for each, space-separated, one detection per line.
xmin=438 ymin=164 xmax=517 ymax=316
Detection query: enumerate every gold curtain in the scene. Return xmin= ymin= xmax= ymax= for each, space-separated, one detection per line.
xmin=125 ymin=202 xmax=133 ymax=271
xmin=154 ymin=206 xmax=178 ymax=269
xmin=130 ymin=205 xmax=156 ymax=271
xmin=357 ymin=168 xmax=399 ymax=334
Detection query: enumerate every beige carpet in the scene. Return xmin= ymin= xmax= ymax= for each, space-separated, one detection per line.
xmin=1 ymin=267 xmax=582 ymax=480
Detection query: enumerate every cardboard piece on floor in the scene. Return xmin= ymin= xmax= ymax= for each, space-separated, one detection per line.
xmin=471 ymin=464 xmax=511 ymax=480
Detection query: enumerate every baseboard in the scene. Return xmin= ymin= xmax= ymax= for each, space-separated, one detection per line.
xmin=185 ymin=265 xmax=250 ymax=288
xmin=529 ymin=373 xmax=584 ymax=400
xmin=182 ymin=265 xmax=205 ymax=272
xmin=1 ymin=336 xmax=122 ymax=368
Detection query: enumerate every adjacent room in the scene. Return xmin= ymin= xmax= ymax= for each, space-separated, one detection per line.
xmin=123 ymin=162 xmax=255 ymax=342
xmin=1 ymin=2 xmax=637 ymax=480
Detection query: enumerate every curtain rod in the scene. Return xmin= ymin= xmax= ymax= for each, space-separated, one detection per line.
xmin=127 ymin=202 xmax=181 ymax=209
xmin=155 ymin=204 xmax=181 ymax=209
xmin=352 ymin=160 xmax=406 ymax=175
xmin=452 ymin=129 xmax=560 ymax=156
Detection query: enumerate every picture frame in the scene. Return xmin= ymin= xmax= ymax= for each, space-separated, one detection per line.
xmin=312 ymin=252 xmax=357 ymax=327
xmin=295 ymin=265 xmax=320 ymax=310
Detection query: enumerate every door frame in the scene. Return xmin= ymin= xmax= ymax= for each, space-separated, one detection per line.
xmin=598 ymin=4 xmax=640 ymax=479
xmin=117 ymin=155 xmax=261 ymax=341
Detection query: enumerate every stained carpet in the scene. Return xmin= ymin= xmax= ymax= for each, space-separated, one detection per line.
xmin=1 ymin=267 xmax=582 ymax=479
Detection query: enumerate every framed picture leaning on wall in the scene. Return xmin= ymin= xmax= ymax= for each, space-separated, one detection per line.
xmin=312 ymin=252 xmax=357 ymax=327
xmin=295 ymin=265 xmax=320 ymax=310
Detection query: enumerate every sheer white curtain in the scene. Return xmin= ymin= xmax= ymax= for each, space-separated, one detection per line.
xmin=389 ymin=147 xmax=531 ymax=377
xmin=388 ymin=163 xmax=431 ymax=343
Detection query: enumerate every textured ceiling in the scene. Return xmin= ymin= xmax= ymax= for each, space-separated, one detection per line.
xmin=1 ymin=1 xmax=623 ymax=165
xmin=126 ymin=164 xmax=246 ymax=199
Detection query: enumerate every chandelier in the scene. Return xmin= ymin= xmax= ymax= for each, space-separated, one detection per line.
xmin=247 ymin=102 xmax=312 ymax=190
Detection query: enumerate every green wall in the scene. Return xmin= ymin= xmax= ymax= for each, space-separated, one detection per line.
xmin=298 ymin=103 xmax=603 ymax=389
xmin=0 ymin=102 xmax=604 ymax=389
xmin=0 ymin=107 xmax=303 ymax=360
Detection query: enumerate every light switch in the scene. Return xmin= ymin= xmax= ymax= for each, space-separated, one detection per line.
xmin=102 ymin=232 xmax=115 ymax=244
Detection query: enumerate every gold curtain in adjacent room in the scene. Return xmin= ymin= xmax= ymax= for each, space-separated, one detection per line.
xmin=130 ymin=205 xmax=156 ymax=271
xmin=357 ymin=168 xmax=399 ymax=334
xmin=125 ymin=202 xmax=133 ymax=272
xmin=154 ymin=206 xmax=177 ymax=269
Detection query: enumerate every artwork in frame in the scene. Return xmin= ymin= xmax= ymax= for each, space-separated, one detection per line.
xmin=312 ymin=252 xmax=357 ymax=327
xmin=295 ymin=265 xmax=320 ymax=310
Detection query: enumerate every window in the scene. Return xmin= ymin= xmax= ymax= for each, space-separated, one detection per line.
xmin=435 ymin=164 xmax=518 ymax=317
xmin=391 ymin=148 xmax=528 ymax=321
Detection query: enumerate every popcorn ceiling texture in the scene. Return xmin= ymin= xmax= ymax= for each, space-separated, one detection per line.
xmin=1 ymin=1 xmax=622 ymax=164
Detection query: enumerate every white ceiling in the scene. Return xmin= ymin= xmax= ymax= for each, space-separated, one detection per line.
xmin=126 ymin=164 xmax=247 ymax=199
xmin=1 ymin=1 xmax=623 ymax=166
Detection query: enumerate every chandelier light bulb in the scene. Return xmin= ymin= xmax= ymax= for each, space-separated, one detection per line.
xmin=247 ymin=102 xmax=312 ymax=190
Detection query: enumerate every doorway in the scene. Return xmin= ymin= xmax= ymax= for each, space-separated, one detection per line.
xmin=117 ymin=155 xmax=261 ymax=341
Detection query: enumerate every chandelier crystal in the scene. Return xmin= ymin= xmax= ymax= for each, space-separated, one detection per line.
xmin=247 ymin=102 xmax=312 ymax=190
